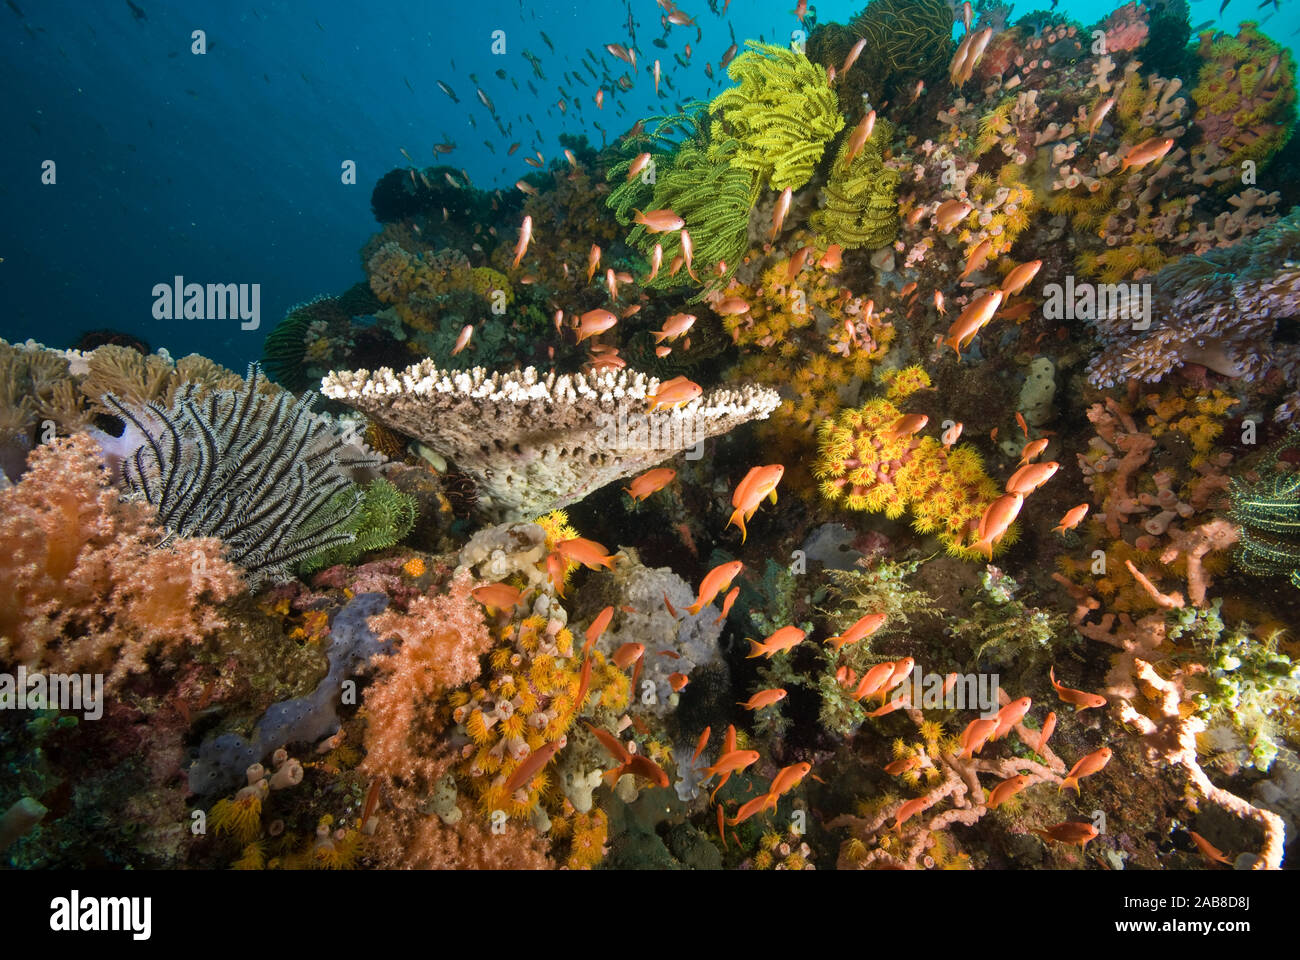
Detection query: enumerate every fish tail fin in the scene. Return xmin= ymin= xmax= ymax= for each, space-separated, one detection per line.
xmin=1051 ymin=523 xmax=1065 ymax=535
xmin=686 ymin=600 xmax=704 ymax=616
xmin=1059 ymin=776 xmax=1078 ymax=795
xmin=651 ymin=330 xmax=668 ymax=343
xmin=725 ymin=506 xmax=749 ymax=543
xmin=745 ymin=639 xmax=765 ymax=659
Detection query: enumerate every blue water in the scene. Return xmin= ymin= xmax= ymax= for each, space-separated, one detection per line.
xmin=2 ymin=0 xmax=1297 ymax=370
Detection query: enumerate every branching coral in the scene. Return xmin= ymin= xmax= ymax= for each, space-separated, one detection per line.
xmin=0 ymin=434 xmax=243 ymax=690
xmin=1054 ymin=577 xmax=1287 ymax=869
xmin=709 ymin=42 xmax=845 ymax=192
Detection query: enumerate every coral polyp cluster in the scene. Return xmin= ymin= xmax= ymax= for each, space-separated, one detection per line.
xmin=815 ymin=397 xmax=1004 ymax=558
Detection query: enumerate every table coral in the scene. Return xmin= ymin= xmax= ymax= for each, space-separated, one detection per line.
xmin=321 ymin=361 xmax=781 ymax=520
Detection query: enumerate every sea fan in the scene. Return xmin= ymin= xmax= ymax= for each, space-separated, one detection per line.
xmin=102 ymin=364 xmax=380 ymax=586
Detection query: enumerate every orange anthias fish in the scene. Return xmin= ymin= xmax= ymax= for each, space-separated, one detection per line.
xmin=959 ymin=716 xmax=1000 ymax=759
xmin=633 ymin=207 xmax=686 ymax=232
xmin=713 ymin=296 xmax=751 ymax=316
xmin=624 ymin=754 xmax=670 ymax=788
xmin=825 ymin=612 xmax=887 ymax=652
xmin=1037 ymin=711 xmax=1057 ymax=756
xmin=727 ymin=464 xmax=784 ymax=542
xmin=738 ymin=688 xmax=787 ymax=711
xmin=1006 ymin=461 xmax=1059 ymax=495
xmin=451 ymin=324 xmax=474 ymax=356
xmin=819 ymin=244 xmax=843 ymax=270
xmin=960 ymin=238 xmax=993 ymax=279
xmin=652 ymin=312 xmax=696 ymax=343
xmin=986 ymin=774 xmax=1030 ymax=810
xmin=840 ymin=36 xmax=867 ymax=75
xmin=546 ymin=551 xmax=569 ymax=597
xmin=935 ymin=199 xmax=973 ymax=233
xmin=867 ymin=692 xmax=910 ymax=717
xmin=1188 ymin=830 xmax=1233 ymax=866
xmin=471 ymin=582 xmax=524 ymax=611
xmin=893 ymin=796 xmax=930 ymax=831
xmin=1032 ymin=821 xmax=1099 ymax=849
xmin=556 ymin=536 xmax=619 ymax=570
xmin=699 ymin=749 xmax=760 ymax=781
xmin=1119 ymin=136 xmax=1175 ymax=172
xmin=745 ymin=626 xmax=806 ymax=659
xmin=1019 ymin=437 xmax=1049 ymax=465
xmin=884 ymin=754 xmax=922 ymax=776
xmin=624 ymin=467 xmax=677 ymax=501
xmin=1060 ymin=746 xmax=1112 ymax=794
xmin=1053 ymin=503 xmax=1089 ymax=534
xmin=885 ymin=413 xmax=928 ymax=439
xmin=668 ymin=672 xmax=689 ymax=692
xmin=768 ymin=762 xmax=812 ymax=799
xmin=574 ymin=308 xmax=618 ymax=343
xmin=612 ymin=642 xmax=645 ymax=670
xmin=852 ymin=662 xmax=897 ymax=702
xmin=690 ymin=727 xmax=711 ymax=766
xmin=584 ymin=606 xmax=615 ymax=655
xmin=627 ymin=152 xmax=653 ymax=182
xmin=882 ymin=657 xmax=915 ymax=695
xmin=1049 ymin=666 xmax=1107 ymax=711
xmin=584 ymin=721 xmax=632 ymax=767
xmin=646 ymin=243 xmax=664 ymax=282
xmin=726 ymin=793 xmax=778 ymax=826
xmin=713 ymin=586 xmax=740 ymax=625
xmin=687 ymin=560 xmax=744 ymax=616
xmin=769 ymin=186 xmax=793 ymax=242
xmin=843 ymin=110 xmax=877 ymax=166
xmin=942 ymin=290 xmax=1004 ymax=358
xmin=1000 ymin=259 xmax=1043 ymax=297
xmin=503 ymin=737 xmax=566 ymax=794
xmin=647 ymin=375 xmax=702 ymax=411
xmin=586 ymin=243 xmax=602 ymax=282
xmin=511 ymin=215 xmax=533 ymax=269
xmin=972 ymin=492 xmax=1023 ymax=560
xmin=991 ymin=696 xmax=1032 ymax=740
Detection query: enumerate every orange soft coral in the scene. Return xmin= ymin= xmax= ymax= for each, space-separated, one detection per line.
xmin=0 ymin=433 xmax=243 ymax=689
xmin=360 ymin=571 xmax=494 ymax=799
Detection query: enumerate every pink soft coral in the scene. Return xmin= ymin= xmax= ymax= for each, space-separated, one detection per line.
xmin=0 ymin=434 xmax=244 ymax=689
